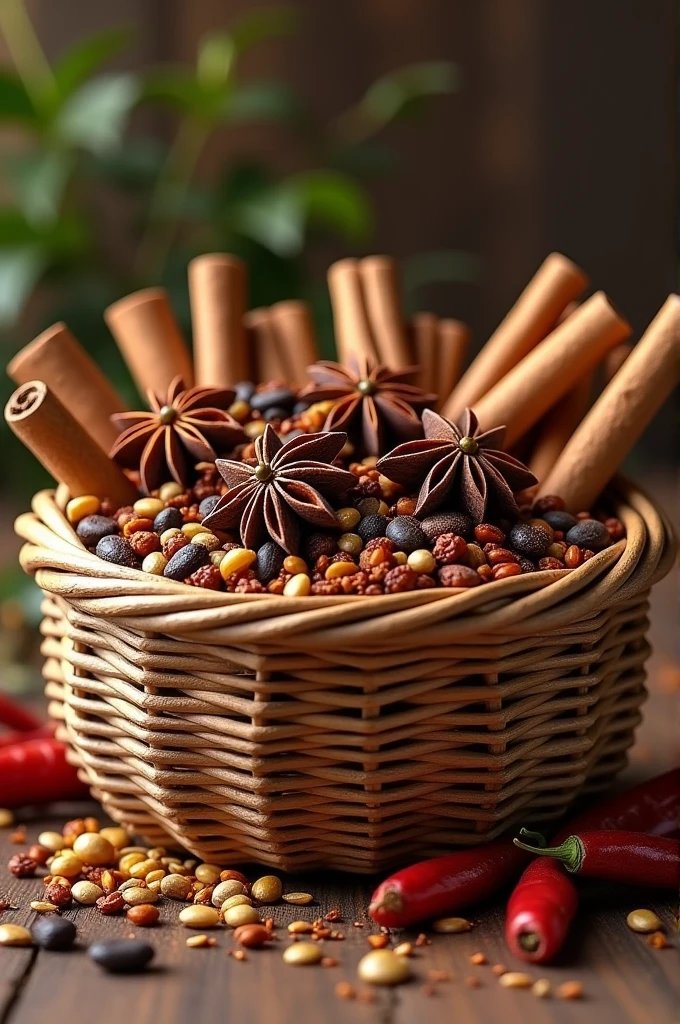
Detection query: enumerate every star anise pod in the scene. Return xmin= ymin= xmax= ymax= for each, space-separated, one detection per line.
xmin=110 ymin=376 xmax=245 ymax=493
xmin=376 ymin=407 xmax=537 ymax=522
xmin=203 ymin=425 xmax=355 ymax=554
xmin=298 ymin=356 xmax=437 ymax=456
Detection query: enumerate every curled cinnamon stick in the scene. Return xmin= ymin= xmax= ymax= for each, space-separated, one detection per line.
xmin=7 ymin=322 xmax=126 ymax=453
xmin=473 ymin=291 xmax=631 ymax=447
xmin=104 ymin=288 xmax=194 ymax=398
xmin=436 ymin=318 xmax=469 ymax=411
xmin=444 ymin=253 xmax=588 ymax=421
xmin=189 ymin=253 xmax=249 ymax=387
xmin=328 ymin=258 xmax=378 ymax=366
xmin=359 ymin=256 xmax=411 ymax=368
xmin=528 ymin=373 xmax=592 ymax=484
xmin=410 ymin=313 xmax=438 ymax=394
xmin=539 ymin=294 xmax=680 ymax=511
xmin=269 ymin=301 xmax=319 ymax=386
xmin=5 ymin=381 xmax=137 ymax=506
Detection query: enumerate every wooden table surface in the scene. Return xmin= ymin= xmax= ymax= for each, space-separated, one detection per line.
xmin=0 ymin=491 xmax=678 ymax=1024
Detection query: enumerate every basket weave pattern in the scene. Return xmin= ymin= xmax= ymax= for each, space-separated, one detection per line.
xmin=16 ymin=478 xmax=675 ymax=872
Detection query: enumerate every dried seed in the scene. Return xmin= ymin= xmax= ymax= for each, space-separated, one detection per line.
xmin=283 ymin=941 xmax=323 ymax=965
xmin=30 ymin=901 xmax=59 ymax=914
xmin=122 ymin=886 xmax=158 ymax=906
xmin=186 ymin=934 xmax=213 ymax=948
xmin=321 ymin=956 xmax=339 ymax=967
xmin=433 ymin=916 xmax=472 ymax=933
xmin=557 ymin=981 xmax=584 ymax=1000
xmin=393 ymin=942 xmax=413 ymax=957
xmin=72 ymin=833 xmax=115 ymax=867
xmin=212 ymin=880 xmax=246 ymax=906
xmin=367 ymin=933 xmax=388 ymax=949
xmin=251 ymin=875 xmax=283 ymax=904
xmin=224 ymin=904 xmax=260 ymax=928
xmin=465 ymin=976 xmax=481 ymax=988
xmin=195 ymin=863 xmax=222 ymax=885
xmin=335 ymin=982 xmax=356 ymax=999
xmin=648 ymin=931 xmax=668 ymax=949
xmin=0 ymin=924 xmax=32 ymax=947
xmin=38 ymin=831 xmax=66 ymax=853
xmin=415 ymin=932 xmax=430 ymax=946
xmin=626 ymin=909 xmax=663 ymax=933
xmin=0 ymin=809 xmax=14 ymax=828
xmin=532 ymin=979 xmax=551 ymax=998
xmin=288 ymin=920 xmax=314 ymax=935
xmin=160 ymin=874 xmax=193 ymax=900
xmin=325 ymin=908 xmax=342 ymax=922
xmin=358 ymin=949 xmax=411 ymax=986
xmin=221 ymin=894 xmax=253 ymax=912
xmin=282 ymin=892 xmax=314 ymax=906
xmin=499 ymin=972 xmax=533 ymax=989
xmin=491 ymin=964 xmax=507 ymax=976
xmin=232 ymin=924 xmax=272 ymax=948
xmin=178 ymin=905 xmax=220 ymax=929
xmin=126 ymin=904 xmax=160 ymax=926
xmin=469 ymin=952 xmax=487 ymax=965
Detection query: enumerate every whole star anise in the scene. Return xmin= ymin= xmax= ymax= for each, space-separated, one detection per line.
xmin=110 ymin=376 xmax=245 ymax=493
xmin=376 ymin=407 xmax=537 ymax=522
xmin=298 ymin=357 xmax=437 ymax=456
xmin=203 ymin=425 xmax=355 ymax=554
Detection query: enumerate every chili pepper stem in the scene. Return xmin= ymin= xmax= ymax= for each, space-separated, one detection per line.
xmin=368 ymin=888 xmax=403 ymax=916
xmin=513 ymin=829 xmax=585 ymax=873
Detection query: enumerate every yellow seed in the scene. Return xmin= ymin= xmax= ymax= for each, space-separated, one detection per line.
xmin=283 ymin=573 xmax=311 ymax=597
xmin=532 ymin=979 xmax=551 ymax=998
xmin=72 ymin=832 xmax=115 ymax=866
xmin=119 ymin=847 xmax=148 ymax=856
xmin=219 ymin=548 xmax=257 ymax=580
xmin=393 ymin=551 xmax=407 ymax=565
xmin=433 ymin=917 xmax=472 ymax=933
xmin=357 ymin=949 xmax=411 ymax=985
xmin=133 ymin=497 xmax=164 ymax=518
xmin=228 ymin=399 xmax=251 ymax=423
xmin=49 ymin=853 xmax=83 ymax=878
xmin=30 ymin=901 xmax=59 ymax=913
xmin=209 ymin=550 xmax=226 ymax=567
xmin=191 ymin=532 xmax=221 ymax=551
xmin=159 ymin=528 xmax=181 ymax=545
xmin=0 ymin=809 xmax=14 ymax=828
xmin=282 ymin=892 xmax=314 ymax=906
xmin=626 ymin=909 xmax=663 ymax=933
xmin=377 ymin=501 xmax=389 ymax=516
xmin=336 ymin=507 xmax=361 ymax=530
xmin=251 ymin=875 xmax=283 ymax=903
xmin=465 ymin=543 xmax=486 ymax=569
xmin=195 ymin=863 xmax=222 ymax=885
xmin=145 ymin=870 xmax=165 ymax=884
xmin=0 ymin=924 xmax=32 ymax=947
xmin=221 ymin=894 xmax=253 ymax=912
xmin=179 ymin=905 xmax=220 ymax=929
xmin=211 ymin=880 xmax=246 ymax=906
xmin=283 ymin=941 xmax=323 ymax=965
xmin=119 ymin=852 xmax=146 ymax=873
xmin=325 ymin=561 xmax=359 ymax=580
xmin=66 ymin=495 xmax=100 ymax=524
xmin=288 ymin=921 xmax=314 ymax=934
xmin=142 ymin=552 xmax=167 ymax=575
xmin=311 ymin=400 xmax=337 ymax=416
xmin=38 ymin=831 xmax=66 ymax=853
xmin=283 ymin=555 xmax=307 ymax=575
xmin=244 ymin=420 xmax=266 ymax=438
xmin=393 ymin=942 xmax=413 ymax=956
xmin=182 ymin=522 xmax=207 ymax=539
xmin=338 ymin=533 xmax=363 ymax=556
xmin=186 ymin=934 xmax=212 ymax=948
xmin=148 ymin=880 xmax=162 ymax=895
xmin=123 ymin=886 xmax=159 ymax=906
xmin=407 ymin=549 xmax=436 ymax=573
xmin=499 ymin=972 xmax=534 ymax=989
xmin=99 ymin=827 xmax=128 ymax=849
xmin=224 ymin=904 xmax=260 ymax=927
xmin=119 ymin=878 xmax=145 ymax=892
xmin=159 ymin=481 xmax=184 ymax=501
xmin=130 ymin=859 xmax=162 ymax=879
xmin=71 ymin=881 xmax=104 ymax=904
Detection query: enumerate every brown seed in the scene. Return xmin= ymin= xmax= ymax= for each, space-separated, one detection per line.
xmin=96 ymin=892 xmax=125 ymax=915
xmin=367 ymin=933 xmax=389 ymax=949
xmin=335 ymin=982 xmax=356 ymax=1000
xmin=499 ymin=972 xmax=533 ymax=989
xmin=325 ymin=908 xmax=342 ymax=922
xmin=469 ymin=952 xmax=487 ymax=965
xmin=233 ymin=924 xmax=272 ymax=948
xmin=415 ymin=932 xmax=430 ymax=946
xmin=433 ymin=916 xmax=472 ymax=933
xmin=647 ymin=931 xmax=668 ymax=949
xmin=44 ymin=882 xmax=72 ymax=907
xmin=321 ymin=956 xmax=339 ymax=967
xmin=393 ymin=942 xmax=413 ymax=957
xmin=282 ymin=892 xmax=314 ymax=906
xmin=251 ymin=875 xmax=283 ymax=904
xmin=627 ymin=909 xmax=663 ymax=933
xmin=491 ymin=964 xmax=507 ymax=976
xmin=288 ymin=920 xmax=314 ymax=935
xmin=126 ymin=904 xmax=160 ymax=926
xmin=465 ymin=976 xmax=481 ymax=988
xmin=532 ymin=979 xmax=551 ymax=998
xmin=179 ymin=905 xmax=220 ymax=929
xmin=28 ymin=844 xmax=50 ymax=866
xmin=428 ymin=970 xmax=452 ymax=983
xmin=557 ymin=981 xmax=584 ymax=1000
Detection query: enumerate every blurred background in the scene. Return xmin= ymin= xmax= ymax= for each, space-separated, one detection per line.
xmin=0 ymin=0 xmax=676 ymax=708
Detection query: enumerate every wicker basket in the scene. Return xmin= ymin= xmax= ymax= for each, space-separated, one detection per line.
xmin=16 ymin=477 xmax=675 ymax=873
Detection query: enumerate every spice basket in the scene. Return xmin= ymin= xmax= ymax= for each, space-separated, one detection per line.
xmin=16 ymin=476 xmax=675 ymax=873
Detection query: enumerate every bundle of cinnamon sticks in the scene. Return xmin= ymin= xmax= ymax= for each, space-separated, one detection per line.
xmin=4 ymin=250 xmax=679 ymax=518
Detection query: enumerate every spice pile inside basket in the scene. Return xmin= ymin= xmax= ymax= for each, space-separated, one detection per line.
xmin=5 ymin=252 xmax=679 ymax=598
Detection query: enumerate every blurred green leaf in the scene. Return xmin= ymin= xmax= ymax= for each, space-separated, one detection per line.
xmin=0 ymin=246 xmax=46 ymax=327
xmin=331 ymin=138 xmax=394 ymax=178
xmin=55 ymin=72 xmax=140 ymax=153
xmin=223 ymin=81 xmax=302 ymax=124
xmin=232 ymin=185 xmax=303 ymax=256
xmin=0 ymin=207 xmax=40 ymax=244
xmin=230 ymin=7 xmax=297 ymax=55
xmin=11 ymin=151 xmax=72 ymax=228
xmin=141 ymin=69 xmax=204 ymax=114
xmin=289 ymin=170 xmax=371 ymax=241
xmin=197 ymin=31 xmax=236 ymax=91
xmin=360 ymin=61 xmax=459 ymax=125
xmin=52 ymin=26 xmax=132 ymax=100
xmin=86 ymin=137 xmax=166 ymax=190
xmin=0 ymin=69 xmax=37 ymax=125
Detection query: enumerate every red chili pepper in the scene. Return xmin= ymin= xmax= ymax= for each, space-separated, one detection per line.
xmin=506 ymin=768 xmax=680 ymax=964
xmin=0 ymin=693 xmax=42 ymax=733
xmin=514 ymin=828 xmax=680 ymax=888
xmin=0 ymin=723 xmax=55 ymax=748
xmin=368 ymin=840 xmax=528 ymax=928
xmin=0 ymin=737 xmax=89 ymax=807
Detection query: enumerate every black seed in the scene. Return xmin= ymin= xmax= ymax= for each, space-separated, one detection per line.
xmin=88 ymin=939 xmax=154 ymax=973
xmin=76 ymin=515 xmax=119 ymax=548
xmin=164 ymin=543 xmax=210 ymax=581
xmin=95 ymin=535 xmax=139 ymax=568
xmin=32 ymin=916 xmax=76 ymax=951
xmin=153 ymin=507 xmax=183 ymax=534
xmin=263 ymin=406 xmax=290 ymax=422
xmin=250 ymin=388 xmax=295 ymax=412
xmin=421 ymin=512 xmax=474 ymax=541
xmin=542 ymin=510 xmax=578 ymax=533
xmin=198 ymin=495 xmax=220 ymax=518
xmin=386 ymin=516 xmax=428 ymax=554
xmin=256 ymin=541 xmax=286 ymax=584
xmin=303 ymin=532 xmax=338 ymax=563
xmin=508 ymin=524 xmax=552 ymax=558
xmin=357 ymin=514 xmax=389 ymax=543
xmin=516 ymin=556 xmax=536 ymax=573
xmin=566 ymin=519 xmax=611 ymax=551
xmin=235 ymin=381 xmax=255 ymax=403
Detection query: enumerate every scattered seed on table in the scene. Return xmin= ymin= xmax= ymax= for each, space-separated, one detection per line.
xmin=321 ymin=957 xmax=339 ymax=967
xmin=335 ymin=982 xmax=356 ymax=999
xmin=186 ymin=934 xmax=215 ymax=948
xmin=367 ymin=934 xmax=389 ymax=949
xmin=491 ymin=964 xmax=507 ymax=976
xmin=557 ymin=980 xmax=584 ymax=1000
xmin=71 ymin=881 xmax=104 ymax=905
xmin=428 ymin=970 xmax=452 ymax=983
xmin=469 ymin=952 xmax=487 ymax=965
xmin=283 ymin=941 xmax=323 ymax=965
xmin=221 ymin=895 xmax=252 ymax=912
xmin=415 ymin=932 xmax=430 ymax=946
xmin=89 ymin=939 xmax=155 ymax=973
xmin=31 ymin=917 xmax=76 ymax=951
xmin=627 ymin=909 xmax=663 ymax=933
xmin=0 ymin=924 xmax=32 ymax=947
xmin=357 ymin=949 xmax=411 ymax=986
xmin=123 ymin=886 xmax=159 ymax=906
xmin=72 ymin=832 xmax=115 ymax=867
xmin=251 ymin=875 xmax=283 ymax=903
xmin=433 ymin=917 xmax=472 ymax=933
xmin=161 ymin=874 xmax=193 ymax=900
xmin=0 ymin=809 xmax=14 ymax=828
xmin=499 ymin=972 xmax=533 ymax=989
xmin=126 ymin=904 xmax=160 ymax=927
xmin=648 ymin=931 xmax=668 ymax=949
xmin=232 ymin=924 xmax=272 ymax=948
xmin=179 ymin=905 xmax=220 ymax=929
xmin=195 ymin=864 xmax=222 ymax=885
xmin=283 ymin=892 xmax=314 ymax=906
xmin=30 ymin=901 xmax=60 ymax=914
xmin=288 ymin=921 xmax=313 ymax=935
xmin=394 ymin=942 xmax=413 ymax=957
xmin=465 ymin=976 xmax=481 ymax=988
xmin=224 ymin=904 xmax=260 ymax=928
xmin=532 ymin=979 xmax=551 ymax=998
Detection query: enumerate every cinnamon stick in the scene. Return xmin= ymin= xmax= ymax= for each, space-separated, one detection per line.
xmin=246 ymin=309 xmax=289 ymax=384
xmin=443 ymin=253 xmax=588 ymax=421
xmin=359 ymin=256 xmax=412 ymax=368
xmin=603 ymin=342 xmax=632 ymax=383
xmin=411 ymin=313 xmax=439 ymax=394
xmin=189 ymin=253 xmax=249 ymax=387
xmin=328 ymin=258 xmax=378 ymax=366
xmin=528 ymin=373 xmax=592 ymax=484
xmin=5 ymin=381 xmax=137 ymax=506
xmin=269 ymin=301 xmax=319 ymax=385
xmin=7 ymin=322 xmax=126 ymax=453
xmin=539 ymin=294 xmax=680 ymax=511
xmin=104 ymin=288 xmax=193 ymax=399
xmin=436 ymin=318 xmax=469 ymax=411
xmin=473 ymin=292 xmax=631 ymax=447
